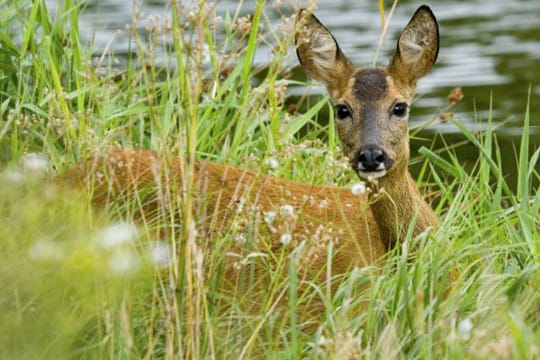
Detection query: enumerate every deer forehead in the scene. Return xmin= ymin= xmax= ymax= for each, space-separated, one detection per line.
xmin=337 ymin=68 xmax=409 ymax=106
xmin=352 ymin=68 xmax=388 ymax=101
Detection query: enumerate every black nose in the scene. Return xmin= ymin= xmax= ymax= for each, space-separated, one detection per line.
xmin=354 ymin=145 xmax=390 ymax=172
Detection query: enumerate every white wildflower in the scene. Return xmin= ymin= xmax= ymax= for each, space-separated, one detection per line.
xmin=109 ymin=250 xmax=140 ymax=275
xmin=2 ymin=169 xmax=25 ymax=184
xmin=22 ymin=153 xmax=49 ymax=174
xmin=319 ymin=198 xmax=329 ymax=209
xmin=457 ymin=318 xmax=473 ymax=338
xmin=264 ymin=211 xmax=276 ymax=225
xmin=202 ymin=43 xmax=211 ymax=66
xmin=29 ymin=239 xmax=64 ymax=261
xmin=98 ymin=221 xmax=139 ymax=249
xmin=280 ymin=233 xmax=292 ymax=245
xmin=235 ymin=233 xmax=247 ymax=244
xmin=148 ymin=241 xmax=172 ymax=268
xmin=265 ymin=157 xmax=279 ymax=169
xmin=351 ymin=182 xmax=367 ymax=195
xmin=279 ymin=204 xmax=295 ymax=217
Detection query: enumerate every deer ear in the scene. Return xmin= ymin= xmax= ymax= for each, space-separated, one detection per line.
xmin=388 ymin=5 xmax=439 ymax=87
xmin=295 ymin=9 xmax=354 ymax=96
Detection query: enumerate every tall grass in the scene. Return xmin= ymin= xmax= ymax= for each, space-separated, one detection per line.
xmin=0 ymin=0 xmax=539 ymax=359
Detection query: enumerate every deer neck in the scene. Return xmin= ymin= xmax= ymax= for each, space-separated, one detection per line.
xmin=368 ymin=169 xmax=438 ymax=250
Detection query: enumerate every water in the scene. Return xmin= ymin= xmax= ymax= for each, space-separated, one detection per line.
xmin=47 ymin=0 xmax=540 ymax=187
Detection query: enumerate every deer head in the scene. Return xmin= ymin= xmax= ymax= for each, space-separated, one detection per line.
xmin=296 ymin=5 xmax=439 ymax=181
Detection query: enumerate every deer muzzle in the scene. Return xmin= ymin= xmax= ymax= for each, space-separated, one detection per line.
xmin=352 ymin=144 xmax=395 ymax=179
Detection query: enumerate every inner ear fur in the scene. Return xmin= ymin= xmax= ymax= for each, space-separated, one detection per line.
xmin=388 ymin=5 xmax=439 ymax=87
xmin=295 ymin=9 xmax=354 ymax=95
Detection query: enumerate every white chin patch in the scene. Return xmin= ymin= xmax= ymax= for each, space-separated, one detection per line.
xmin=357 ymin=169 xmax=387 ymax=180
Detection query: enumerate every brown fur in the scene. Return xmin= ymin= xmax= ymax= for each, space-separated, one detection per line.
xmin=353 ymin=68 xmax=388 ymax=102
xmin=61 ymin=149 xmax=386 ymax=273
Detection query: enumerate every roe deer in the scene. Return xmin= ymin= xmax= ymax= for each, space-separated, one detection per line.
xmin=62 ymin=5 xmax=439 ymax=279
xmin=296 ymin=5 xmax=439 ymax=249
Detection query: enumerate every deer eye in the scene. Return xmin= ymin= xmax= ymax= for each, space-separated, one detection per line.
xmin=335 ymin=104 xmax=351 ymax=120
xmin=392 ymin=102 xmax=408 ymax=117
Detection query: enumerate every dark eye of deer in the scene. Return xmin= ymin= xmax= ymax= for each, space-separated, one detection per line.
xmin=392 ymin=102 xmax=408 ymax=117
xmin=335 ymin=104 xmax=351 ymax=120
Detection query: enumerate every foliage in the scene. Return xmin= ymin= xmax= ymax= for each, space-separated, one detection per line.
xmin=0 ymin=0 xmax=538 ymax=358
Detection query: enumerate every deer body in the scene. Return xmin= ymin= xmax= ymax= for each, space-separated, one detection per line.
xmin=63 ymin=6 xmax=439 ymax=278
xmin=63 ymin=149 xmax=386 ymax=275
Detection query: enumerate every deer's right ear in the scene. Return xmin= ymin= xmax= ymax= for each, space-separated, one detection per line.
xmin=295 ymin=9 xmax=354 ymax=96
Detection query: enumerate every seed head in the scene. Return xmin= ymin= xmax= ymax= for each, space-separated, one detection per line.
xmin=109 ymin=250 xmax=140 ymax=275
xmin=21 ymin=153 xmax=50 ymax=175
xmin=29 ymin=239 xmax=64 ymax=261
xmin=458 ymin=318 xmax=473 ymax=338
xmin=98 ymin=221 xmax=139 ymax=249
xmin=351 ymin=182 xmax=367 ymax=195
xmin=264 ymin=211 xmax=276 ymax=225
xmin=265 ymin=157 xmax=279 ymax=170
xmin=279 ymin=204 xmax=295 ymax=217
xmin=148 ymin=241 xmax=172 ymax=268
xmin=280 ymin=233 xmax=292 ymax=245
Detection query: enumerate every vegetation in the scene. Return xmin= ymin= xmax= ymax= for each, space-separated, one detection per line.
xmin=0 ymin=0 xmax=538 ymax=358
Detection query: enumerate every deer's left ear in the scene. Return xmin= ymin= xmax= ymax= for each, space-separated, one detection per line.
xmin=388 ymin=5 xmax=439 ymax=87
